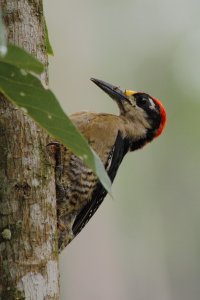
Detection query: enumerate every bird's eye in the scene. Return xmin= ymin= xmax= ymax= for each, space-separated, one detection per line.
xmin=138 ymin=95 xmax=148 ymax=104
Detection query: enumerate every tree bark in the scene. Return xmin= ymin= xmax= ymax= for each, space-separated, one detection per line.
xmin=0 ymin=1 xmax=59 ymax=299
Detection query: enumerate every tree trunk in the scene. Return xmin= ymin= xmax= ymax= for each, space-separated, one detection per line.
xmin=0 ymin=1 xmax=59 ymax=299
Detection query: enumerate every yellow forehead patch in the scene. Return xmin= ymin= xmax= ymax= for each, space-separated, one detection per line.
xmin=124 ymin=90 xmax=137 ymax=96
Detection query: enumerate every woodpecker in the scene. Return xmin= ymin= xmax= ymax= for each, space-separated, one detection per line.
xmin=48 ymin=78 xmax=167 ymax=251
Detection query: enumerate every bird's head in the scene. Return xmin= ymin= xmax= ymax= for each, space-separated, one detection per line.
xmin=91 ymin=78 xmax=166 ymax=140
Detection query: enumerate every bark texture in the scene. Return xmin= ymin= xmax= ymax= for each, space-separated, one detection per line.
xmin=0 ymin=1 xmax=59 ymax=299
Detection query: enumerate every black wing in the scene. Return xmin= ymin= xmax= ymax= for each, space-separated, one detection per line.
xmin=72 ymin=131 xmax=129 ymax=237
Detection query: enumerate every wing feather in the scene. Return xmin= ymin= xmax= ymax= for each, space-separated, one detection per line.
xmin=72 ymin=131 xmax=129 ymax=236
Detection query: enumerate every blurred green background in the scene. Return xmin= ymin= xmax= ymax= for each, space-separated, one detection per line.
xmin=44 ymin=1 xmax=200 ymax=299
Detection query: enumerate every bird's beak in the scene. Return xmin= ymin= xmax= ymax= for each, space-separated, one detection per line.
xmin=91 ymin=78 xmax=131 ymax=105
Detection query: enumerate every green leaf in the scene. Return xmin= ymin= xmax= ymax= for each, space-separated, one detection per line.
xmin=0 ymin=44 xmax=44 ymax=74
xmin=0 ymin=61 xmax=112 ymax=194
xmin=44 ymin=18 xmax=54 ymax=56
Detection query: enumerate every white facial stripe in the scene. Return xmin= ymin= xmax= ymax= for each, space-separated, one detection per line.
xmin=149 ymin=98 xmax=156 ymax=110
